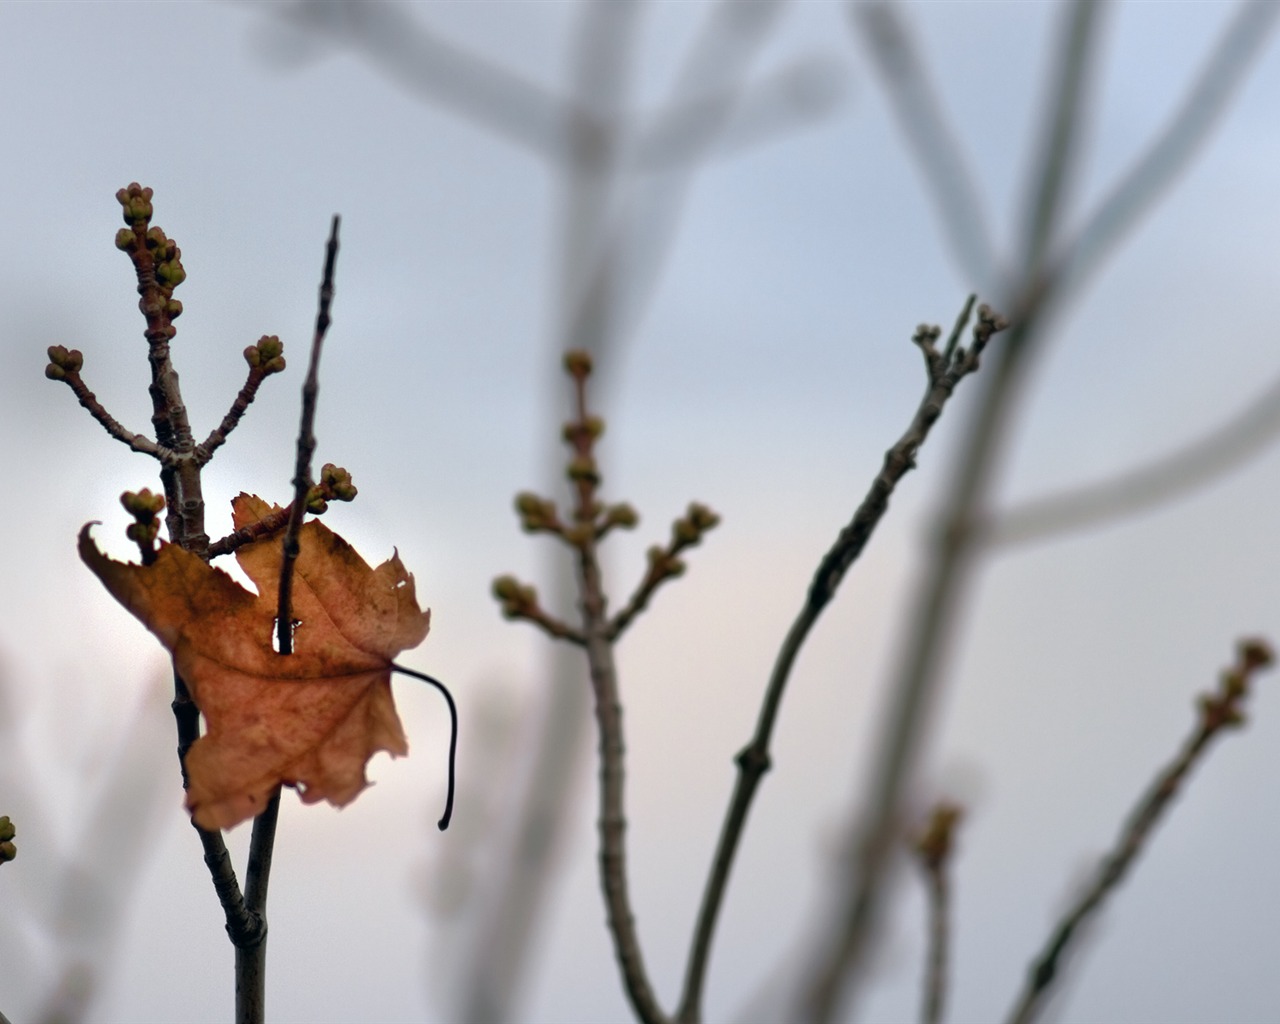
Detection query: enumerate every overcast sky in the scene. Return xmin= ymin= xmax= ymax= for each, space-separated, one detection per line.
xmin=2 ymin=2 xmax=1280 ymax=1022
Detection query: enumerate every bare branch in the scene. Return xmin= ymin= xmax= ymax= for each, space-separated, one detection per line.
xmin=1006 ymin=639 xmax=1274 ymax=1024
xmin=607 ymin=504 xmax=719 ymax=642
xmin=1060 ymin=0 xmax=1279 ymax=294
xmin=559 ymin=355 xmax=670 ymax=1024
xmin=911 ymin=804 xmax=964 ymax=1024
xmin=278 ymin=215 xmax=340 ymax=657
xmin=45 ymin=351 xmax=166 ymax=460
xmin=986 ymin=364 xmax=1280 ymax=548
xmin=270 ymin=0 xmax=576 ymax=160
xmin=677 ymin=298 xmax=1004 ymax=1024
xmin=851 ymin=3 xmax=997 ymax=289
xmin=197 ymin=336 xmax=286 ymax=465
xmin=1017 ymin=2 xmax=1106 ymax=275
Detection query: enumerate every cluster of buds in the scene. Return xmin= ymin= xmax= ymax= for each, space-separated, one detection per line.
xmin=244 ymin=334 xmax=286 ymax=376
xmin=0 ymin=816 xmax=13 ymax=865
xmin=912 ymin=802 xmax=964 ymax=873
xmin=1200 ymin=638 xmax=1274 ymax=731
xmin=121 ymin=488 xmax=166 ymax=549
xmin=648 ymin=502 xmax=721 ymax=579
xmin=44 ymin=344 xmax=84 ymax=381
xmin=305 ymin=463 xmax=358 ymax=514
xmin=115 ymin=183 xmax=185 ymax=338
xmin=491 ymin=575 xmax=540 ymax=621
xmin=116 ymin=182 xmax=154 ymax=224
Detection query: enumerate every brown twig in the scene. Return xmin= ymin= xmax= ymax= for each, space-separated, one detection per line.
xmin=676 ymin=297 xmax=1003 ymax=1023
xmin=559 ymin=351 xmax=671 ymax=1024
xmin=209 ymin=504 xmax=294 ymax=559
xmin=983 ymin=363 xmax=1280 ymax=549
xmin=606 ymin=503 xmax=718 ymax=642
xmin=911 ymin=803 xmax=963 ymax=1024
xmin=45 ymin=351 xmax=167 ymax=460
xmin=491 ymin=575 xmax=587 ymax=646
xmin=1006 ymin=639 xmax=1273 ymax=1024
xmin=230 ymin=215 xmax=341 ymax=1024
xmin=278 ymin=216 xmax=340 ymax=653
xmin=197 ymin=336 xmax=287 ymax=464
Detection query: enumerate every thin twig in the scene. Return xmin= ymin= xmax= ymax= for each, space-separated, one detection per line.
xmin=676 ymin=298 xmax=1003 ymax=1024
xmin=606 ymin=504 xmax=719 ymax=642
xmin=852 ymin=3 xmax=997 ymax=289
xmin=1060 ymin=0 xmax=1279 ymax=294
xmin=562 ymin=354 xmax=671 ymax=1024
xmin=796 ymin=8 xmax=1107 ymax=1012
xmin=197 ymin=360 xmax=276 ymax=465
xmin=50 ymin=364 xmax=167 ymax=459
xmin=209 ymin=503 xmax=294 ymax=559
xmin=1006 ymin=639 xmax=1273 ymax=1024
xmin=278 ymin=215 xmax=340 ymax=655
xmin=984 ymin=363 xmax=1280 ymax=549
xmin=911 ymin=803 xmax=963 ymax=1024
xmin=233 ymin=215 xmax=340 ymax=1024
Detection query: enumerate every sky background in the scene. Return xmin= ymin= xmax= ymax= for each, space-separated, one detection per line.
xmin=2 ymin=2 xmax=1280 ymax=1022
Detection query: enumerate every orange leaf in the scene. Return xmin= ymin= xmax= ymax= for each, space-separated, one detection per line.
xmin=79 ymin=493 xmax=430 ymax=831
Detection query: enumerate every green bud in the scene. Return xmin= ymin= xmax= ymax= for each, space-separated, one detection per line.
xmin=46 ymin=345 xmax=84 ymax=374
xmin=605 ymin=503 xmax=638 ymax=529
xmin=166 ymin=299 xmax=183 ymax=319
xmin=116 ymin=183 xmax=154 ymax=224
xmin=256 ymin=335 xmax=283 ymax=361
xmin=115 ymin=227 xmax=136 ymax=251
xmin=0 ymin=816 xmax=13 ymax=842
xmin=673 ymin=518 xmax=700 ymax=545
xmin=686 ymin=503 xmax=720 ymax=531
xmin=305 ymin=485 xmax=329 ymax=515
xmin=145 ymin=227 xmax=168 ymax=250
xmin=320 ymin=464 xmax=357 ymax=502
xmin=566 ymin=456 xmax=599 ymax=485
xmin=44 ymin=363 xmax=65 ymax=381
xmin=0 ymin=840 xmax=14 ymax=863
xmin=562 ymin=349 xmax=593 ymax=378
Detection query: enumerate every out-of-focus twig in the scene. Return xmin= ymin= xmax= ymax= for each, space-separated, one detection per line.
xmin=795 ymin=6 xmax=1106 ymax=1019
xmin=912 ymin=803 xmax=964 ymax=1024
xmin=984 ymin=363 xmax=1280 ymax=548
xmin=1006 ymin=639 xmax=1273 ymax=1024
xmin=1060 ymin=0 xmax=1279 ymax=295
xmin=851 ymin=2 xmax=997 ymax=290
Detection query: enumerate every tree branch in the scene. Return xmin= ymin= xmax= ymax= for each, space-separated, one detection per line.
xmin=677 ymin=298 xmax=1004 ymax=1023
xmin=984 ymin=363 xmax=1280 ymax=548
xmin=851 ymin=3 xmax=997 ymax=289
xmin=560 ymin=355 xmax=670 ymax=1024
xmin=45 ymin=351 xmax=167 ymax=460
xmin=911 ymin=803 xmax=963 ymax=1024
xmin=197 ymin=336 xmax=287 ymax=465
xmin=1006 ymin=639 xmax=1273 ymax=1024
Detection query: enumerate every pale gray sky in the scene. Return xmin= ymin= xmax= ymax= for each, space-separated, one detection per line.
xmin=2 ymin=2 xmax=1279 ymax=1022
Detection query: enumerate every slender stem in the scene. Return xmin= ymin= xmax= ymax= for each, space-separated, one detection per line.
xmin=911 ymin=804 xmax=962 ymax=1024
xmin=564 ymin=365 xmax=670 ymax=1024
xmin=278 ymin=216 xmax=341 ymax=653
xmin=229 ymin=215 xmax=340 ymax=1024
xmin=197 ymin=366 xmax=270 ymax=465
xmin=1006 ymin=640 xmax=1272 ymax=1024
xmin=56 ymin=369 xmax=166 ymax=458
xmin=677 ymin=300 xmax=999 ymax=1023
xmin=391 ymin=664 xmax=459 ymax=830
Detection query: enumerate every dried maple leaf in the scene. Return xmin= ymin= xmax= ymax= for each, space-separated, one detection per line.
xmin=79 ymin=493 xmax=431 ymax=831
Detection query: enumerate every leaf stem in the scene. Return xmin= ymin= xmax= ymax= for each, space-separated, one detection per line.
xmin=391 ymin=664 xmax=459 ymax=830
